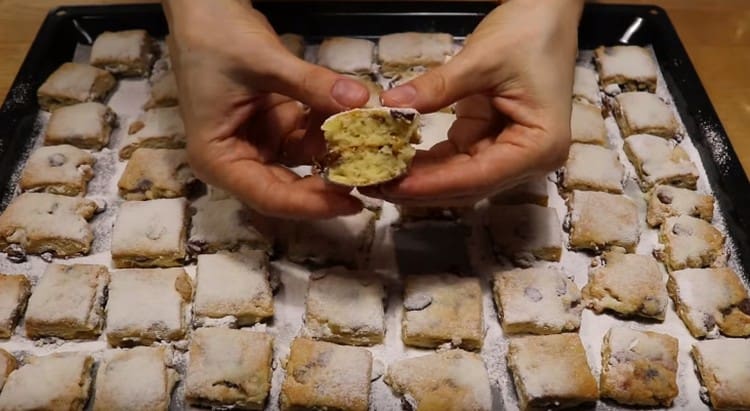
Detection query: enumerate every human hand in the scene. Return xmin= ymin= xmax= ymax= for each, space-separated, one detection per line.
xmin=364 ymin=0 xmax=583 ymax=206
xmin=164 ymin=0 xmax=370 ymax=219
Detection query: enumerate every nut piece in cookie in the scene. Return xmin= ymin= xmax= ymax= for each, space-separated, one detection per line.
xmin=119 ymin=107 xmax=186 ymax=159
xmin=105 ymin=268 xmax=193 ymax=347
xmin=487 ymin=204 xmax=562 ymax=266
xmin=402 ymin=273 xmax=484 ymax=350
xmin=573 ymin=66 xmax=602 ymax=107
xmin=691 ymin=339 xmax=750 ymax=410
xmin=90 ymin=29 xmax=154 ymax=77
xmin=567 ymin=190 xmax=639 ymax=252
xmin=118 ymin=148 xmax=197 ymax=200
xmin=378 ymin=32 xmax=454 ymax=75
xmin=0 ymin=274 xmax=31 ymax=338
xmin=561 ymin=143 xmax=624 ymax=194
xmin=280 ymin=338 xmax=372 ymax=411
xmin=186 ymin=328 xmax=274 ymax=410
xmin=37 ymin=62 xmax=116 ymax=111
xmin=0 ymin=193 xmax=97 ymax=257
xmin=600 ymin=327 xmax=678 ymax=406
xmin=188 ymin=196 xmax=272 ymax=254
xmin=647 ymin=185 xmax=714 ymax=227
xmin=321 ymin=108 xmax=420 ymax=187
xmin=571 ymin=101 xmax=607 ymax=146
xmin=659 ymin=215 xmax=725 ymax=270
xmin=385 ymin=349 xmax=492 ymax=411
xmin=317 ymin=37 xmax=375 ymax=74
xmin=493 ymin=267 xmax=581 ymax=335
xmin=94 ymin=346 xmax=178 ymax=411
xmin=304 ymin=266 xmax=385 ymax=346
xmin=613 ymin=92 xmax=679 ymax=139
xmin=45 ymin=102 xmax=117 ymax=150
xmin=0 ymin=353 xmax=94 ymax=411
xmin=194 ymin=250 xmax=273 ymax=326
xmin=667 ymin=267 xmax=750 ymax=338
xmin=20 ymin=145 xmax=95 ymax=196
xmin=583 ymin=252 xmax=668 ymax=320
xmin=24 ymin=263 xmax=109 ymax=340
xmin=111 ymin=198 xmax=188 ymax=268
xmin=594 ymin=46 xmax=658 ymax=93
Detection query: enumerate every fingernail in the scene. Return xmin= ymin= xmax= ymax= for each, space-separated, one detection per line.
xmin=331 ymin=79 xmax=368 ymax=107
xmin=382 ymin=85 xmax=417 ymax=106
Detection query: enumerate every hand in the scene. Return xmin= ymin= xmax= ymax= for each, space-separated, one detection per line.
xmin=364 ymin=0 xmax=583 ymax=207
xmin=164 ymin=0 xmax=370 ymax=219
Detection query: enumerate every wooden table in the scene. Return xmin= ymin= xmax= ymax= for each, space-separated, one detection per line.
xmin=1 ymin=0 xmax=748 ymax=174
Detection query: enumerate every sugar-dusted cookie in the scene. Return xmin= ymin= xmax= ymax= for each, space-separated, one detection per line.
xmin=691 ymin=339 xmax=750 ymax=410
xmin=0 ymin=193 xmax=97 ymax=258
xmin=385 ymin=350 xmax=492 ymax=411
xmin=19 ymin=145 xmax=95 ymax=196
xmin=120 ymin=107 xmax=186 ymax=159
xmin=378 ymin=32 xmax=454 ymax=74
xmin=561 ymin=143 xmax=624 ymax=193
xmin=659 ymin=215 xmax=725 ymax=270
xmin=24 ymin=263 xmax=109 ymax=340
xmin=600 ymin=327 xmax=678 ymax=406
xmin=280 ymin=338 xmax=372 ymax=411
xmin=572 ymin=66 xmax=602 ymax=107
xmin=105 ymin=268 xmax=193 ymax=347
xmin=37 ymin=62 xmax=116 ymax=111
xmin=489 ymin=178 xmax=549 ymax=206
xmin=647 ymin=185 xmax=714 ymax=227
xmin=613 ymin=92 xmax=679 ymax=139
xmin=44 ymin=102 xmax=116 ymax=150
xmin=186 ymin=328 xmax=274 ymax=410
xmin=118 ymin=148 xmax=197 ymax=200
xmin=188 ymin=196 xmax=272 ymax=254
xmin=144 ymin=71 xmax=178 ymax=109
xmin=507 ymin=334 xmax=599 ymax=411
xmin=594 ymin=45 xmax=658 ymax=92
xmin=570 ymin=101 xmax=607 ymax=146
xmin=280 ymin=33 xmax=305 ymax=58
xmin=667 ymin=267 xmax=750 ymax=338
xmin=90 ymin=29 xmax=154 ymax=77
xmin=624 ymin=133 xmax=699 ymax=191
xmin=0 ymin=274 xmax=31 ymax=338
xmin=487 ymin=204 xmax=562 ymax=266
xmin=567 ymin=190 xmax=639 ymax=252
xmin=317 ymin=37 xmax=375 ymax=74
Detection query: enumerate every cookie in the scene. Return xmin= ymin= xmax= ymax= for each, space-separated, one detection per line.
xmin=613 ymin=92 xmax=679 ymax=139
xmin=0 ymin=274 xmax=31 ymax=338
xmin=594 ymin=46 xmax=658 ymax=93
xmin=659 ymin=215 xmax=725 ymax=270
xmin=90 ymin=29 xmax=154 ymax=77
xmin=567 ymin=190 xmax=639 ymax=252
xmin=188 ymin=196 xmax=272 ymax=254
xmin=118 ymin=148 xmax=197 ymax=200
xmin=317 ymin=37 xmax=375 ymax=74
xmin=119 ymin=107 xmax=186 ymax=160
xmin=572 ymin=66 xmax=602 ymax=107
xmin=378 ymin=32 xmax=453 ymax=74
xmin=19 ymin=145 xmax=95 ymax=196
xmin=0 ymin=349 xmax=15 ymax=392
xmin=44 ymin=102 xmax=116 ymax=150
xmin=487 ymin=204 xmax=562 ymax=266
xmin=623 ymin=133 xmax=699 ymax=190
xmin=37 ymin=62 xmax=116 ymax=111
xmin=570 ymin=101 xmax=607 ymax=146
xmin=646 ymin=185 xmax=714 ymax=227
xmin=143 ymin=71 xmax=178 ymax=109
xmin=561 ymin=143 xmax=624 ymax=193
xmin=691 ymin=339 xmax=750 ymax=410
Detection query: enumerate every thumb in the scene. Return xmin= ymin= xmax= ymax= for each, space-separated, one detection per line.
xmin=264 ymin=53 xmax=370 ymax=113
xmin=380 ymin=52 xmax=491 ymax=113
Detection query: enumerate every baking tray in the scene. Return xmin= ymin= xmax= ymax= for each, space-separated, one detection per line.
xmin=0 ymin=1 xmax=749 ymax=279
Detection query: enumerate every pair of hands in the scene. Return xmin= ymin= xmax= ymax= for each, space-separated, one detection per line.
xmin=164 ymin=0 xmax=582 ymax=219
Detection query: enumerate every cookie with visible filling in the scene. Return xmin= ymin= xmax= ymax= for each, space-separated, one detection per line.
xmin=647 ymin=185 xmax=714 ymax=227
xmin=37 ymin=62 xmax=116 ymax=111
xmin=118 ymin=148 xmax=197 ymax=200
xmin=44 ymin=102 xmax=116 ymax=150
xmin=570 ymin=101 xmax=607 ymax=146
xmin=0 ymin=274 xmax=31 ymax=338
xmin=691 ymin=339 xmax=750 ymax=410
xmin=120 ymin=107 xmax=186 ymax=159
xmin=659 ymin=215 xmax=725 ymax=270
xmin=561 ymin=143 xmax=624 ymax=193
xmin=20 ymin=145 xmax=95 ymax=196
xmin=487 ymin=204 xmax=562 ymax=266
xmin=594 ymin=46 xmax=658 ymax=92
xmin=567 ymin=190 xmax=639 ymax=252
xmin=90 ymin=29 xmax=154 ymax=77
xmin=317 ymin=37 xmax=375 ymax=74
xmin=613 ymin=92 xmax=679 ymax=139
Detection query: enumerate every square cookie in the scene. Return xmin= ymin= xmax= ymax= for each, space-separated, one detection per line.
xmin=489 ymin=178 xmax=549 ymax=206
xmin=186 ymin=328 xmax=274 ymax=410
xmin=111 ymin=198 xmax=188 ymax=268
xmin=571 ymin=101 xmax=607 ymax=146
xmin=105 ymin=268 xmax=193 ymax=347
xmin=594 ymin=46 xmax=658 ymax=92
xmin=582 ymin=252 xmax=668 ymax=320
xmin=19 ymin=145 xmax=95 ymax=196
xmin=280 ymin=33 xmax=305 ymax=58
xmin=304 ymin=267 xmax=385 ymax=346
xmin=561 ymin=143 xmax=624 ymax=193
xmin=188 ymin=196 xmax=272 ymax=254
xmin=667 ymin=267 xmax=750 ymax=338
xmin=24 ymin=263 xmax=109 ymax=340
xmin=0 ymin=274 xmax=31 ymax=338
xmin=600 ymin=327 xmax=678 ymax=406
xmin=613 ymin=92 xmax=679 ymax=139
xmin=647 ymin=185 xmax=714 ymax=227
xmin=691 ymin=339 xmax=750 ymax=410
xmin=194 ymin=250 xmax=273 ymax=326
xmin=0 ymin=348 xmax=16 ymax=392
xmin=0 ymin=353 xmax=93 ymax=411
xmin=624 ymin=134 xmax=699 ymax=190
xmin=90 ymin=29 xmax=154 ymax=76
xmin=378 ymin=32 xmax=454 ymax=74
xmin=286 ymin=208 xmax=376 ymax=268
xmin=37 ymin=62 xmax=116 ymax=111
xmin=118 ymin=148 xmax=197 ymax=200
xmin=385 ymin=349 xmax=492 ymax=411
xmin=573 ymin=66 xmax=602 ymax=107
xmin=659 ymin=215 xmax=725 ymax=270
xmin=0 ymin=193 xmax=97 ymax=258
xmin=567 ymin=190 xmax=639 ymax=252
xmin=507 ymin=334 xmax=599 ymax=411
xmin=280 ymin=338 xmax=372 ymax=411
xmin=144 ymin=71 xmax=178 ymax=109
xmin=94 ymin=346 xmax=178 ymax=411
xmin=402 ymin=273 xmax=484 ymax=350
xmin=44 ymin=102 xmax=117 ymax=150
xmin=317 ymin=37 xmax=375 ymax=74
xmin=487 ymin=204 xmax=562 ymax=266
xmin=492 ymin=267 xmax=582 ymax=335
xmin=120 ymin=107 xmax=186 ymax=159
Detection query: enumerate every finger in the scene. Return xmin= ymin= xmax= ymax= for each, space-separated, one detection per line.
xmin=245 ymin=97 xmax=307 ymax=161
xmin=262 ymin=53 xmax=370 ymax=113
xmin=380 ymin=50 xmax=494 ymax=113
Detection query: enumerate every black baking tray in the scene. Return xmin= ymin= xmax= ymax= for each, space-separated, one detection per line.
xmin=1 ymin=2 xmax=749 ymax=276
